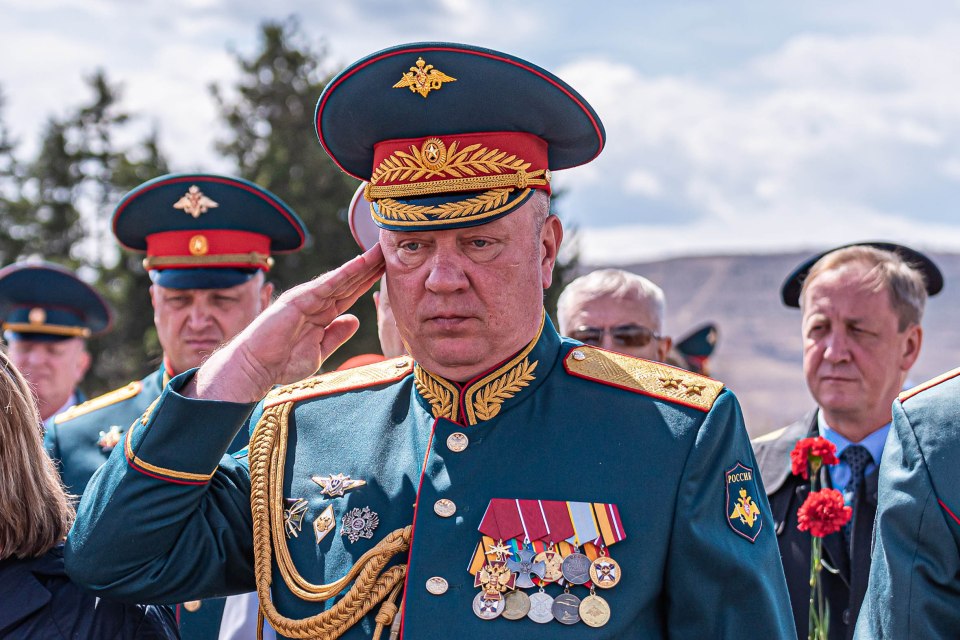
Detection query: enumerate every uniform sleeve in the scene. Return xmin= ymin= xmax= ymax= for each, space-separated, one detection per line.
xmin=854 ymin=400 xmax=960 ymax=640
xmin=43 ymin=420 xmax=62 ymax=463
xmin=64 ymin=370 xmax=260 ymax=605
xmin=665 ymin=389 xmax=796 ymax=639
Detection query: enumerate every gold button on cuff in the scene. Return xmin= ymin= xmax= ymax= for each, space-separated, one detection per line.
xmin=426 ymin=576 xmax=449 ymax=595
xmin=434 ymin=498 xmax=457 ymax=518
xmin=447 ymin=432 xmax=469 ymax=452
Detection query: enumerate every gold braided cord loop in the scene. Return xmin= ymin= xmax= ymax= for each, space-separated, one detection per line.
xmin=373 ymin=189 xmax=532 ymax=227
xmin=2 ymin=322 xmax=91 ymax=337
xmin=367 ymin=170 xmax=547 ymax=200
xmin=142 ymin=252 xmax=274 ymax=269
xmin=249 ymin=402 xmax=412 ymax=639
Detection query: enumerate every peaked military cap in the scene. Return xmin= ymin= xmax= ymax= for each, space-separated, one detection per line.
xmin=316 ymin=42 xmax=605 ymax=232
xmin=113 ymin=174 xmax=308 ymax=289
xmin=0 ymin=261 xmax=112 ymax=342
xmin=676 ymin=323 xmax=718 ymax=359
xmin=781 ymin=241 xmax=944 ymax=308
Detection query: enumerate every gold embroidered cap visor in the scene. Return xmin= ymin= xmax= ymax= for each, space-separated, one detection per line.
xmin=112 ymin=173 xmax=308 ymax=290
xmin=0 ymin=261 xmax=113 ymax=342
xmin=316 ymin=42 xmax=606 ymax=232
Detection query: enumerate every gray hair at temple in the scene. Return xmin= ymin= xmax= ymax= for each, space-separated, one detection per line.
xmin=557 ymin=268 xmax=666 ymax=335
xmin=801 ymin=245 xmax=928 ymax=331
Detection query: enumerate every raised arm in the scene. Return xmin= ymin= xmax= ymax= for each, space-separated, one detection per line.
xmin=65 ymin=248 xmax=384 ymax=603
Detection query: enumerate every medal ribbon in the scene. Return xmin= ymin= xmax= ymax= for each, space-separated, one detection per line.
xmin=566 ymin=501 xmax=600 ymax=546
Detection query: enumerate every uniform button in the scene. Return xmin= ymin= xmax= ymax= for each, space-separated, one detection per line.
xmin=447 ymin=432 xmax=469 ymax=452
xmin=572 ymin=350 xmax=586 ymax=361
xmin=842 ymin=609 xmax=851 ymax=625
xmin=426 ymin=577 xmax=449 ymax=595
xmin=434 ymin=498 xmax=457 ymax=518
xmin=183 ymin=600 xmax=201 ymax=612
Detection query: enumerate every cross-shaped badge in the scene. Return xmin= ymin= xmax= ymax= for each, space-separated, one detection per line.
xmin=506 ymin=547 xmax=546 ymax=589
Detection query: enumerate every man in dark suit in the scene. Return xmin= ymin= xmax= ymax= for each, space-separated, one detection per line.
xmin=752 ymin=242 xmax=942 ymax=640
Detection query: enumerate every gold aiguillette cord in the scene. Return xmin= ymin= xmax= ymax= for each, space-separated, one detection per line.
xmin=250 ymin=402 xmax=411 ymax=639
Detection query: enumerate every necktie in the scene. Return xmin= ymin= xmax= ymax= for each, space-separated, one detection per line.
xmin=841 ymin=444 xmax=872 ymax=552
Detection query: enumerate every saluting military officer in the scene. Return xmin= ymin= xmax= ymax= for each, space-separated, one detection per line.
xmin=0 ymin=260 xmax=112 ymax=432
xmin=50 ymin=173 xmax=306 ymax=639
xmin=66 ymin=42 xmax=794 ymax=639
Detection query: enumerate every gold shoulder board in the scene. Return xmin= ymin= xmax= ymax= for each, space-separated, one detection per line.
xmin=563 ymin=346 xmax=723 ymax=412
xmin=265 ymin=356 xmax=414 ymax=408
xmin=54 ymin=381 xmax=144 ymax=424
xmin=900 ymin=366 xmax=960 ymax=403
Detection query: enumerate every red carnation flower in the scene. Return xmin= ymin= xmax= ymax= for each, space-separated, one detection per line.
xmin=797 ymin=488 xmax=852 ymax=538
xmin=790 ymin=436 xmax=839 ymax=479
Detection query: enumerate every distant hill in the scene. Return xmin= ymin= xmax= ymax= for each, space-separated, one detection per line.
xmin=583 ymin=251 xmax=960 ymax=437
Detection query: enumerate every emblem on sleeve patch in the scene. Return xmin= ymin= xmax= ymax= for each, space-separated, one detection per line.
xmin=725 ymin=462 xmax=762 ymax=543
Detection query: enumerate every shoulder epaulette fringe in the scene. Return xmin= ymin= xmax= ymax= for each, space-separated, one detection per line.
xmin=265 ymin=356 xmax=414 ymax=408
xmin=563 ymin=346 xmax=723 ymax=412
xmin=900 ymin=366 xmax=960 ymax=403
xmin=54 ymin=381 xmax=143 ymax=424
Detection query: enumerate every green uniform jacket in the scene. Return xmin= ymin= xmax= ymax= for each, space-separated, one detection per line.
xmin=855 ymin=368 xmax=960 ymax=639
xmin=66 ymin=316 xmax=795 ymax=639
xmin=49 ymin=365 xmax=247 ymax=640
xmin=46 ymin=368 xmax=165 ymax=496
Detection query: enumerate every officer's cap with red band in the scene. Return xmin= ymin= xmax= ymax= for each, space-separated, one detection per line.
xmin=112 ymin=174 xmax=307 ymax=290
xmin=316 ymin=42 xmax=605 ymax=232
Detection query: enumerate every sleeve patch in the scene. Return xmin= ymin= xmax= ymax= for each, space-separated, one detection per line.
xmin=725 ymin=462 xmax=763 ymax=543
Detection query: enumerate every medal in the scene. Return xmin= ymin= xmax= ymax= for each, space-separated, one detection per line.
xmin=590 ymin=555 xmax=621 ymax=589
xmin=527 ymin=589 xmax=554 ymax=624
xmin=474 ymin=560 xmax=516 ymax=595
xmin=552 ymin=591 xmax=581 ymax=625
xmin=472 ymin=592 xmax=505 ymax=620
xmin=580 ymin=591 xmax=611 ymax=628
xmin=534 ymin=548 xmax=563 ymax=583
xmin=561 ymin=551 xmax=592 ymax=585
xmin=505 ymin=546 xmax=546 ymax=589
xmin=502 ymin=589 xmax=531 ymax=620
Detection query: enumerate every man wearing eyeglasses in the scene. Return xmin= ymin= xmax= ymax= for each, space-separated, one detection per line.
xmin=557 ymin=268 xmax=672 ymax=361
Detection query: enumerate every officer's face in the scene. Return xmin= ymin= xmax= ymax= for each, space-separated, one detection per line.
xmin=150 ymin=274 xmax=274 ymax=375
xmin=561 ymin=293 xmax=670 ymax=362
xmin=801 ymin=261 xmax=921 ymax=434
xmin=381 ymin=197 xmax=561 ymax=382
xmin=8 ymin=337 xmax=90 ymax=420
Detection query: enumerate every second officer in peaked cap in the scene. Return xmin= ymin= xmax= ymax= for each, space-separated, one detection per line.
xmin=54 ymin=174 xmax=306 ymax=640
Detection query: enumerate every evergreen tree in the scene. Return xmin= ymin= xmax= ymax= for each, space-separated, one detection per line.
xmin=211 ymin=17 xmax=377 ymax=366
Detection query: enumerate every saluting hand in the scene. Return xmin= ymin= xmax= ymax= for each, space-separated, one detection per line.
xmin=187 ymin=245 xmax=386 ymax=403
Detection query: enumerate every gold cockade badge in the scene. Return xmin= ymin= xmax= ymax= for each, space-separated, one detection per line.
xmin=393 ymin=57 xmax=456 ymax=98
xmin=173 ymin=185 xmax=219 ymax=218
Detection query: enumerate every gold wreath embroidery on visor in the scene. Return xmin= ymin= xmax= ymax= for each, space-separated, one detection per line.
xmin=392 ymin=57 xmax=456 ymax=98
xmin=370 ymin=141 xmax=543 ymax=189
xmin=173 ymin=185 xmax=219 ymax=218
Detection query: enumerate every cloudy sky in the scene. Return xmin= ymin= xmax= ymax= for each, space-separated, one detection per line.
xmin=4 ymin=0 xmax=960 ymax=264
